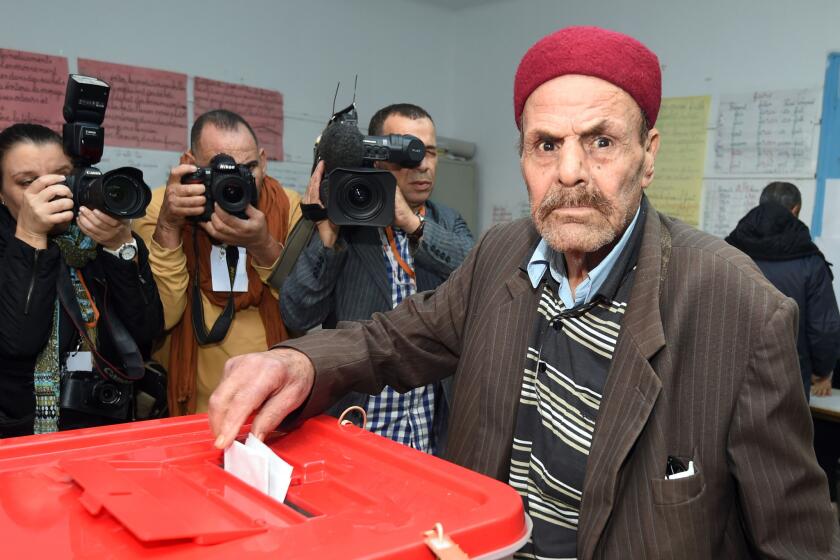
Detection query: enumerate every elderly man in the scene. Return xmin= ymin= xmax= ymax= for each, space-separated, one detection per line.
xmin=208 ymin=27 xmax=839 ymax=558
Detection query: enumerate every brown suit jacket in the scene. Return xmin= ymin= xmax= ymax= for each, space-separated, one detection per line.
xmin=283 ymin=208 xmax=840 ymax=559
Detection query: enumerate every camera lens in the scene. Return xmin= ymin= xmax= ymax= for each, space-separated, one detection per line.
xmin=99 ymin=385 xmax=118 ymax=404
xmin=213 ymin=175 xmax=252 ymax=216
xmin=348 ymin=185 xmax=371 ymax=208
xmin=337 ymin=176 xmax=384 ymax=222
xmin=92 ymin=381 xmax=125 ymax=408
xmin=90 ymin=167 xmax=152 ymax=219
xmin=221 ymin=183 xmax=245 ymax=205
xmin=103 ymin=178 xmax=140 ymax=215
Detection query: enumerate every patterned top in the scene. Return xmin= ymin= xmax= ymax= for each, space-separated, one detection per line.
xmin=510 ymin=202 xmax=647 ymax=559
xmin=365 ymin=226 xmax=436 ymax=454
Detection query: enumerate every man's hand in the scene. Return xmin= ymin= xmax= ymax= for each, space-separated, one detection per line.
xmin=208 ymin=348 xmax=316 ymax=448
xmin=76 ymin=207 xmax=133 ymax=251
xmin=305 ymin=161 xmax=339 ymax=248
xmin=201 ymin=204 xmax=280 ymax=267
xmin=14 ymin=174 xmax=74 ymax=249
xmin=811 ymin=374 xmax=833 ymax=397
xmin=153 ymin=164 xmax=204 ymax=249
xmin=393 ymin=187 xmax=421 ymax=234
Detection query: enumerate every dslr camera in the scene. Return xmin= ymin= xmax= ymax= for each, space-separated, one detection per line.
xmin=180 ymin=153 xmax=258 ymax=221
xmin=62 ymin=74 xmax=151 ymax=219
xmin=315 ymin=103 xmax=425 ymax=227
xmin=60 ymin=370 xmax=132 ymax=421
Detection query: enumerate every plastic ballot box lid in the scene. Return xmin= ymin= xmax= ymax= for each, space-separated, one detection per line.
xmin=0 ymin=415 xmax=530 ymax=559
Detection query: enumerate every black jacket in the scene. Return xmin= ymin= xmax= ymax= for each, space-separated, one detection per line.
xmin=281 ymin=200 xmax=474 ymax=454
xmin=726 ymin=202 xmax=840 ymax=394
xmin=0 ymin=206 xmax=164 ymax=437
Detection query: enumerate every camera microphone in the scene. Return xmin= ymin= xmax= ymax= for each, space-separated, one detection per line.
xmin=318 ymin=123 xmax=364 ymax=171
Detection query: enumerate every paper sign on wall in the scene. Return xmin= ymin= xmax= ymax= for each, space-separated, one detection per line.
xmin=194 ymin=77 xmax=284 ymax=161
xmin=701 ymin=177 xmax=816 ymax=238
xmin=77 ymin=59 xmax=188 ymax=152
xmin=647 ymin=96 xmax=710 ymax=226
xmin=712 ymin=88 xmax=821 ymax=176
xmin=0 ymin=49 xmax=68 ymax=131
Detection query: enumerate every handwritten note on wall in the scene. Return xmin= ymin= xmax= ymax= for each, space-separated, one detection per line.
xmin=77 ymin=59 xmax=187 ymax=152
xmin=193 ymin=77 xmax=284 ymax=161
xmin=701 ymin=178 xmax=816 ymax=238
xmin=647 ymin=96 xmax=710 ymax=226
xmin=0 ymin=49 xmax=67 ymax=131
xmin=713 ymin=88 xmax=821 ymax=176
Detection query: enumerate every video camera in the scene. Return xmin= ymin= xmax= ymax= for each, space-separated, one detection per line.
xmin=180 ymin=153 xmax=258 ymax=221
xmin=315 ymin=103 xmax=425 ymax=227
xmin=62 ymin=74 xmax=151 ymax=219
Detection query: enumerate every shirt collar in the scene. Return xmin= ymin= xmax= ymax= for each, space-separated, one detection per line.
xmin=525 ymin=197 xmax=647 ymax=307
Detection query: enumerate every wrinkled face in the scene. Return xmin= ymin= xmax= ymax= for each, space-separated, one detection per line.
xmin=188 ymin=123 xmax=266 ymax=190
xmin=520 ymin=75 xmax=659 ymax=254
xmin=0 ymin=141 xmax=72 ymax=224
xmin=376 ymin=115 xmax=437 ymax=209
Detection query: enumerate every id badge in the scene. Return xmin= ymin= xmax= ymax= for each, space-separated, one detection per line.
xmin=210 ymin=245 xmax=248 ymax=292
xmin=65 ymin=350 xmax=93 ymax=372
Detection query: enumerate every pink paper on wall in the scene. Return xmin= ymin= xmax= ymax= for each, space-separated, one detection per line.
xmin=193 ymin=77 xmax=284 ymax=161
xmin=77 ymin=58 xmax=187 ymax=152
xmin=0 ymin=49 xmax=68 ymax=132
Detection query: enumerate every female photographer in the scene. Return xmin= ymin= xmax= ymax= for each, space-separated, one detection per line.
xmin=0 ymin=123 xmax=164 ymax=437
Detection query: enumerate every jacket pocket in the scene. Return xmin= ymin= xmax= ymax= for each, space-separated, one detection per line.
xmin=650 ymin=455 xmax=705 ymax=506
xmin=648 ymin=452 xmax=717 ymax=558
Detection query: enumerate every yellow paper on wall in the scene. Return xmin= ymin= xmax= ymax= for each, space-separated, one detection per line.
xmin=647 ymin=96 xmax=711 ymax=226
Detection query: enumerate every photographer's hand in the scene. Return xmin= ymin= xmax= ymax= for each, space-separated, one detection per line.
xmin=393 ymin=187 xmax=422 ymax=234
xmin=208 ymin=348 xmax=315 ymax=448
xmin=153 ymin=164 xmax=203 ymax=249
xmin=305 ymin=161 xmax=339 ymax=248
xmin=77 ymin=207 xmax=133 ymax=252
xmin=200 ymin=204 xmax=281 ymax=267
xmin=14 ymin=174 xmax=74 ymax=249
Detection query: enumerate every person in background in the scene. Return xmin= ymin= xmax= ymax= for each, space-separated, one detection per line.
xmin=133 ymin=110 xmax=301 ymax=415
xmin=0 ymin=123 xmax=163 ymax=437
xmin=210 ymin=27 xmax=839 ymax=558
xmin=726 ymin=181 xmax=840 ymax=399
xmin=280 ymin=104 xmax=473 ymax=455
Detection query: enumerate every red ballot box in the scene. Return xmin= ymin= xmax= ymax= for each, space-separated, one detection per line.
xmin=0 ymin=415 xmax=530 ymax=559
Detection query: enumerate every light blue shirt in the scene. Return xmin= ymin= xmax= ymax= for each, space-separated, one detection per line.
xmin=526 ymin=205 xmax=642 ymax=309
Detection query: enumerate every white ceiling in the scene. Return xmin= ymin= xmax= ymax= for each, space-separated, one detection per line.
xmin=405 ymin=0 xmax=509 ymax=11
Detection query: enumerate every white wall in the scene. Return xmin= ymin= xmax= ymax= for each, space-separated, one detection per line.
xmin=450 ymin=0 xmax=840 ymax=231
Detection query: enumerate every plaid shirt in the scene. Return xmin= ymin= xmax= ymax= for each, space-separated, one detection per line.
xmin=367 ymin=226 xmax=436 ymax=454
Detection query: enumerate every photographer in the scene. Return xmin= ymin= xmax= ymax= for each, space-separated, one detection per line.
xmin=281 ymin=104 xmax=474 ymax=455
xmin=133 ymin=110 xmax=301 ymax=416
xmin=0 ymin=124 xmax=163 ymax=437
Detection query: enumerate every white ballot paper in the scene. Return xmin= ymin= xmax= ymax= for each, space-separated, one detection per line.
xmin=224 ymin=433 xmax=294 ymax=502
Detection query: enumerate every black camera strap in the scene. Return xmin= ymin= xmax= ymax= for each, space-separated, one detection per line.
xmin=56 ymin=265 xmax=144 ymax=382
xmin=191 ymin=226 xmax=237 ymax=345
xmin=300 ymin=203 xmax=328 ymax=222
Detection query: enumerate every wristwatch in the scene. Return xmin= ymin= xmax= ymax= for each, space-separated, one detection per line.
xmin=103 ymin=238 xmax=138 ymax=261
xmin=407 ymin=214 xmax=426 ymax=242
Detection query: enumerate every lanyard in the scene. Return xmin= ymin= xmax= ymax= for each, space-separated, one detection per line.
xmin=71 ymin=269 xmax=100 ymax=332
xmin=384 ymin=206 xmax=426 ymax=280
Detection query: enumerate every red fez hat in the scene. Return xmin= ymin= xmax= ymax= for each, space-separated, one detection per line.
xmin=514 ymin=26 xmax=661 ymax=129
